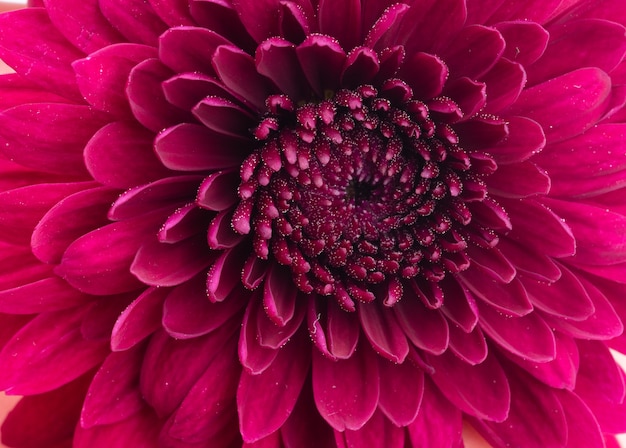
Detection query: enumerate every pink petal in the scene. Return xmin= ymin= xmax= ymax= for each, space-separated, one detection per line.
xmin=263 ymin=264 xmax=297 ymax=326
xmin=364 ymin=3 xmax=410 ymax=49
xmin=488 ymin=160 xmax=550 ymax=198
xmin=0 ymin=9 xmax=83 ymax=101
xmin=478 ymin=300 xmax=556 ymax=362
xmin=0 ymin=103 xmax=107 ymax=176
xmin=377 ymin=358 xmax=424 ymax=426
xmin=159 ymin=26 xmax=229 ymax=74
xmin=158 ymin=203 xmax=211 ymax=244
xmin=148 ymin=0 xmax=195 ymax=26
xmin=0 ymin=305 xmax=108 ymax=394
xmin=442 ymin=25 xmax=505 ymax=79
xmin=555 ymin=390 xmax=604 ymax=448
xmin=440 ymin=279 xmax=479 ymax=332
xmin=505 ymin=331 xmax=579 ymax=390
xmin=2 ymin=374 xmax=90 ymax=448
xmin=213 ymin=44 xmax=274 ymax=111
xmin=126 ymin=58 xmax=190 ymax=133
xmin=81 ymin=344 xmax=145 ymax=427
xmin=207 ymin=245 xmax=247 ymax=302
xmin=507 ymin=68 xmax=612 ymax=143
xmin=155 ymin=122 xmax=251 ymax=172
xmin=237 ymin=330 xmax=310 ymax=443
xmin=296 ymin=34 xmax=346 ymax=96
xmin=99 ymin=0 xmax=167 ymax=46
xmin=193 ymin=96 xmax=256 ymax=138
xmin=458 ymin=265 xmax=533 ymax=316
xmin=546 ymin=198 xmax=626 ymax=265
xmin=109 ymin=175 xmax=202 ymax=221
xmin=318 ymin=0 xmax=361 ymax=50
xmin=163 ymin=275 xmax=246 ymax=339
xmin=168 ymin=336 xmax=240 ymax=444
xmin=73 ymin=43 xmax=156 ymax=117
xmin=197 ymin=170 xmax=239 ymax=211
xmin=576 ymin=340 xmax=625 ymax=404
xmin=497 ymin=237 xmax=561 ymax=282
xmin=408 ymin=379 xmax=463 ymax=447
xmin=484 ymin=116 xmax=546 ymax=165
xmin=494 ymin=21 xmax=549 ymax=67
xmin=239 ymin=296 xmax=279 ymax=374
xmin=111 ymin=287 xmax=169 ymax=351
xmin=528 ymin=19 xmax=626 ymax=85
xmin=140 ymin=323 xmax=238 ymax=417
xmin=482 ymin=59 xmax=526 ymax=114
xmin=523 ymin=264 xmax=594 ymax=321
xmin=343 ymin=410 xmax=405 ymax=448
xmin=427 ymin=350 xmax=511 ymax=422
xmin=0 ymin=277 xmax=91 ymax=314
xmin=131 ymin=234 xmax=211 ymax=287
xmin=0 ymin=181 xmax=93 ymax=245
xmin=45 ymin=0 xmax=124 ymax=52
xmin=74 ymin=408 xmax=160 ymax=448
xmin=85 ymin=121 xmax=173 ymax=189
xmin=359 ymin=301 xmax=408 ymax=363
xmin=230 ymin=0 xmax=282 ymax=43
xmin=474 ymin=368 xmax=567 ymax=447
xmin=312 ymin=343 xmax=379 ymax=431
xmin=502 ymin=198 xmax=576 ymax=258
xmin=55 ymin=214 xmax=160 ymax=295
xmin=398 ymin=51 xmax=448 ymax=100
xmin=162 ymin=72 xmax=241 ymax=110
xmin=255 ymin=38 xmax=309 ymax=100
xmin=394 ymin=298 xmax=449 ymax=355
xmin=207 ymin=209 xmax=246 ymax=250
xmin=448 ymin=323 xmax=488 ymax=365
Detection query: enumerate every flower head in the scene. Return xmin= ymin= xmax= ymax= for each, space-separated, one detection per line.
xmin=0 ymin=0 xmax=626 ymax=446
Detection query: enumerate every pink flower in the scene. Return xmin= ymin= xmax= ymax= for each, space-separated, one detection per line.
xmin=0 ymin=0 xmax=626 ymax=446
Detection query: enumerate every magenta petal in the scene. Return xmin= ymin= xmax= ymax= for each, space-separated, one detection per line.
xmin=98 ymin=0 xmax=167 ymax=46
xmin=239 ymin=296 xmax=279 ymax=374
xmin=193 ymin=96 xmax=256 ymax=138
xmin=0 ymin=181 xmax=93 ymax=246
xmin=442 ymin=25 xmax=505 ymax=79
xmin=85 ymin=121 xmax=173 ymax=189
xmin=481 ymin=59 xmax=526 ymax=114
xmin=255 ymin=38 xmax=309 ymax=100
xmin=158 ymin=204 xmax=210 ymax=244
xmin=296 ymin=34 xmax=346 ymax=96
xmin=148 ymin=0 xmax=194 ymax=26
xmin=326 ymin=299 xmax=360 ymax=359
xmin=167 ymin=343 xmax=240 ymax=445
xmin=155 ymin=122 xmax=251 ymax=171
xmin=111 ymin=287 xmax=169 ymax=351
xmin=555 ymin=390 xmax=604 ymax=448
xmin=237 ymin=330 xmax=310 ymax=443
xmin=312 ymin=343 xmax=379 ymax=431
xmin=45 ymin=0 xmax=124 ymax=52
xmin=208 ymin=209 xmax=246 ymax=250
xmin=475 ymin=368 xmax=567 ymax=448
xmin=73 ymin=43 xmax=156 ymax=117
xmin=0 ymin=9 xmax=83 ymax=101
xmin=428 ymin=350 xmax=511 ymax=422
xmin=197 ymin=171 xmax=239 ymax=211
xmin=74 ymin=409 xmax=160 ymax=448
xmin=343 ymin=410 xmax=405 ymax=448
xmin=140 ymin=323 xmax=238 ymax=417
xmin=485 ymin=116 xmax=545 ymax=165
xmin=109 ymin=175 xmax=201 ymax=221
xmin=0 ymin=305 xmax=108 ymax=395
xmin=81 ymin=344 xmax=145 ymax=427
xmin=359 ymin=301 xmax=409 ymax=363
xmin=395 ymin=298 xmax=449 ymax=355
xmin=55 ymin=214 xmax=159 ymax=295
xmin=523 ymin=264 xmax=594 ymax=321
xmin=162 ymin=72 xmax=241 ymax=110
xmin=478 ymin=300 xmax=556 ymax=362
xmin=31 ymin=187 xmax=118 ymax=264
xmin=546 ymin=198 xmax=626 ymax=265
xmin=263 ymin=264 xmax=297 ymax=326
xmin=163 ymin=275 xmax=246 ymax=339
xmin=529 ymin=19 xmax=626 ymax=84
xmin=207 ymin=245 xmax=246 ymax=302
xmin=448 ymin=323 xmax=488 ymax=365
xmin=159 ymin=26 xmax=230 ymax=74
xmin=230 ymin=0 xmax=281 ymax=43
xmin=440 ymin=279 xmax=479 ymax=332
xmin=318 ymin=0 xmax=361 ymax=50
xmin=459 ymin=265 xmax=532 ymax=316
xmin=398 ymin=51 xmax=448 ymax=100
xmin=497 ymin=238 xmax=561 ymax=282
xmin=126 ymin=58 xmax=190 ymax=133
xmin=495 ymin=21 xmax=549 ymax=67
xmin=377 ymin=358 xmax=423 ymax=427
xmin=132 ymin=234 xmax=211 ymax=287
xmin=487 ymin=160 xmax=550 ymax=198
xmin=0 ymin=277 xmax=91 ymax=315
xmin=363 ymin=3 xmax=410 ymax=49
xmin=213 ymin=44 xmax=274 ymax=111
xmin=576 ymin=340 xmax=625 ymax=404
xmin=408 ymin=379 xmax=462 ymax=447
xmin=0 ymin=103 xmax=107 ymax=177
xmin=508 ymin=68 xmax=612 ymax=143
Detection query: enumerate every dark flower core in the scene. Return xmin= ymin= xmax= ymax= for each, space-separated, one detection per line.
xmin=236 ymin=81 xmax=499 ymax=309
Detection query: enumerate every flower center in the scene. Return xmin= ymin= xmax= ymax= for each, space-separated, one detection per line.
xmin=233 ymin=82 xmax=489 ymax=308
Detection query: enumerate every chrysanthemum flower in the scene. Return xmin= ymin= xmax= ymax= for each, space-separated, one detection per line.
xmin=0 ymin=0 xmax=626 ymax=446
